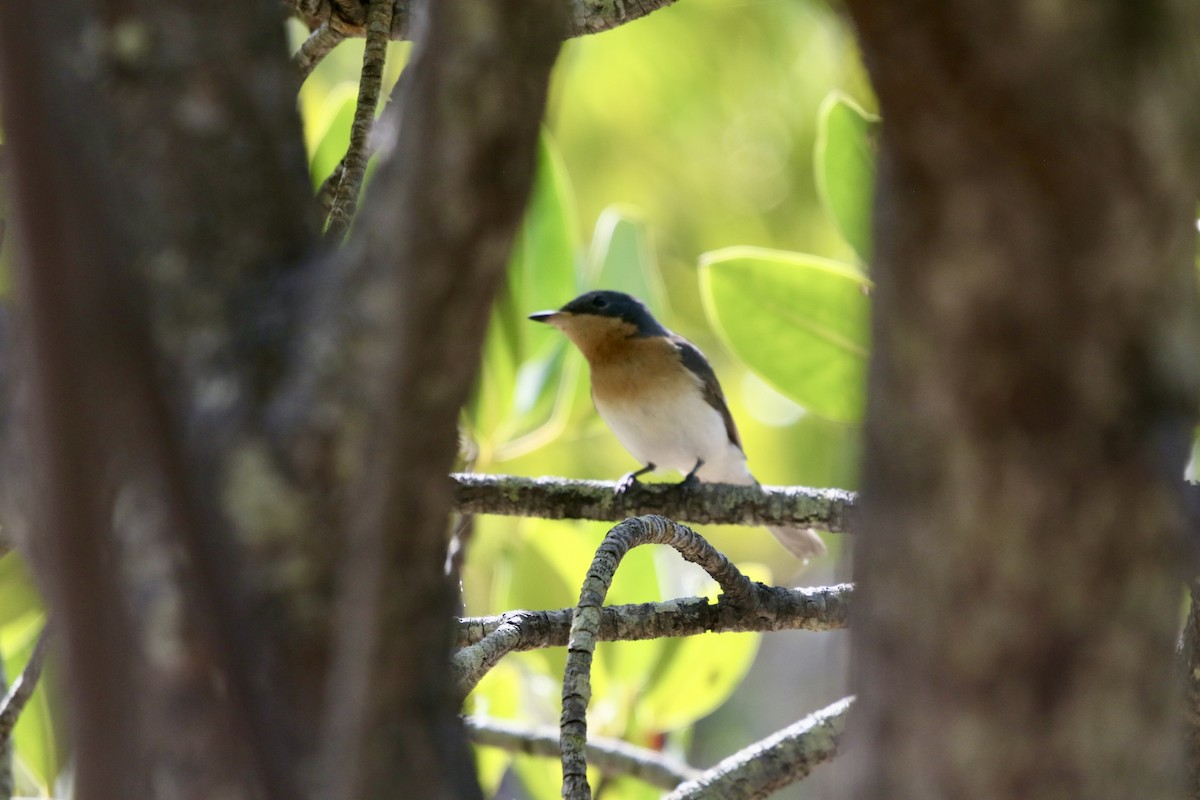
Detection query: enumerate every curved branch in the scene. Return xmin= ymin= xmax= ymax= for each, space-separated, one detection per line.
xmin=664 ymin=696 xmax=853 ymax=799
xmin=452 ymin=613 xmax=525 ymax=695
xmin=561 ymin=516 xmax=756 ymax=800
xmin=287 ymin=0 xmax=679 ymax=41
xmin=324 ymin=0 xmax=392 ymax=239
xmin=465 ymin=715 xmax=699 ymax=790
xmin=451 ymin=473 xmax=858 ymax=531
xmin=294 ymin=23 xmax=347 ymax=82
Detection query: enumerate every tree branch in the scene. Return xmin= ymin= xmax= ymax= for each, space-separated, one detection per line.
xmin=465 ymin=715 xmax=700 ymax=790
xmin=453 ymin=582 xmax=849 ymax=693
xmin=663 ymin=696 xmax=853 ymax=800
xmin=561 ymin=516 xmax=757 ymax=800
xmin=286 ymin=0 xmax=679 ymax=40
xmin=456 ymin=583 xmax=851 ymax=648
xmin=451 ymin=473 xmax=858 ymax=531
xmin=324 ymin=0 xmax=392 ymax=239
xmin=295 ymin=23 xmax=347 ymax=82
xmin=315 ymin=2 xmax=565 ymax=798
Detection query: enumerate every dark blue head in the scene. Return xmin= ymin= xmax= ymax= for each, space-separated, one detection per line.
xmin=529 ymin=290 xmax=667 ymax=337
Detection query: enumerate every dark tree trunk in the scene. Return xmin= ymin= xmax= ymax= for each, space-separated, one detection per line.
xmin=0 ymin=0 xmax=561 ymax=798
xmin=844 ymin=2 xmax=1200 ymax=798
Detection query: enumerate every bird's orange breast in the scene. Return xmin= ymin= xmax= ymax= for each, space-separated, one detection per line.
xmin=586 ymin=334 xmax=695 ymax=408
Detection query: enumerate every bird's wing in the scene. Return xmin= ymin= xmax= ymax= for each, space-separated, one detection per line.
xmin=669 ymin=334 xmax=742 ymax=450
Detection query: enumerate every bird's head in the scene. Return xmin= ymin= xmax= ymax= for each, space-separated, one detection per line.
xmin=529 ymin=291 xmax=667 ymax=359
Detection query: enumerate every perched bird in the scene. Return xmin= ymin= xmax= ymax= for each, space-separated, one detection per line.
xmin=529 ymin=290 xmax=826 ymax=560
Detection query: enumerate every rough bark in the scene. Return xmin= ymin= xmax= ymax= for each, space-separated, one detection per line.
xmin=452 ymin=473 xmax=858 ymax=530
xmin=455 ymin=583 xmax=851 ymax=649
xmin=315 ymin=2 xmax=564 ymax=799
xmin=2 ymin=0 xmax=329 ymax=793
xmin=288 ymin=0 xmax=676 ymax=40
xmin=93 ymin=0 xmax=325 ymax=793
xmin=663 ymin=696 xmax=852 ymax=800
xmin=843 ymin=3 xmax=1200 ymax=799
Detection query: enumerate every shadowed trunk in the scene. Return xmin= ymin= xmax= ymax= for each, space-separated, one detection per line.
xmin=844 ymin=2 xmax=1200 ymax=798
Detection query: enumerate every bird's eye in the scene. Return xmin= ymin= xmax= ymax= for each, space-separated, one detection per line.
xmin=591 ymin=296 xmax=608 ymax=309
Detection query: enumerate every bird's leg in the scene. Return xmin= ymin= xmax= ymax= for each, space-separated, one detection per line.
xmin=616 ymin=463 xmax=656 ymax=494
xmin=679 ymin=458 xmax=705 ymax=488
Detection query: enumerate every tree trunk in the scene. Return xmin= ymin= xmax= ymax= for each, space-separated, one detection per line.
xmin=844 ymin=2 xmax=1200 ymax=798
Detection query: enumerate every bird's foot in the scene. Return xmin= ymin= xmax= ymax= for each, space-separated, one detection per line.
xmin=678 ymin=459 xmax=705 ymax=489
xmin=615 ymin=463 xmax=656 ymax=495
xmin=616 ymin=473 xmax=641 ymax=495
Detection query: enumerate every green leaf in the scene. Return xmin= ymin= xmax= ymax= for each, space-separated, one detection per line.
xmin=471 ymin=131 xmax=580 ymax=456
xmin=700 ymin=246 xmax=871 ymax=423
xmin=1 ymin=617 xmax=60 ymax=795
xmin=585 ymin=205 xmax=667 ymax=319
xmin=511 ymin=132 xmax=580 ymax=323
xmin=636 ymin=631 xmax=759 ymax=732
xmin=307 ymin=83 xmax=358 ymax=190
xmin=815 ymin=92 xmax=878 ymax=264
xmin=0 ymin=553 xmax=44 ymax=629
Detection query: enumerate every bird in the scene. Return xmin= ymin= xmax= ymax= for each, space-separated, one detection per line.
xmin=529 ymin=289 xmax=826 ymax=560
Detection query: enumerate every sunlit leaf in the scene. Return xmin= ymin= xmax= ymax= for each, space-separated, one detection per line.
xmin=3 ymin=621 xmax=60 ymax=796
xmin=511 ymin=132 xmax=580 ymax=323
xmin=307 ymin=83 xmax=358 ymax=190
xmin=0 ymin=553 xmax=44 ymax=629
xmin=815 ymin=92 xmax=878 ymax=264
xmin=636 ymin=631 xmax=759 ymax=733
xmin=585 ymin=205 xmax=667 ymax=319
xmin=473 ymin=131 xmax=580 ymax=457
xmin=700 ymin=246 xmax=870 ymax=423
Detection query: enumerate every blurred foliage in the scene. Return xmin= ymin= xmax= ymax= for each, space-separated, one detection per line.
xmin=0 ymin=554 xmax=59 ymax=797
xmin=701 ymin=247 xmax=871 ymax=422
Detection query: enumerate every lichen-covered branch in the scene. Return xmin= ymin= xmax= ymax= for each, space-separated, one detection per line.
xmin=453 ymin=583 xmax=849 ymax=693
xmin=324 ymin=0 xmax=392 ymax=239
xmin=664 ymin=696 xmax=852 ymax=800
xmin=287 ymin=0 xmax=678 ymax=41
xmin=561 ymin=516 xmax=757 ymax=800
xmin=465 ymin=715 xmax=700 ymax=790
xmin=453 ymin=614 xmax=524 ymax=695
xmin=1185 ymin=581 xmax=1200 ymax=798
xmin=456 ymin=583 xmax=852 ymax=649
xmin=295 ymin=23 xmax=347 ymax=81
xmin=452 ymin=473 xmax=857 ymax=531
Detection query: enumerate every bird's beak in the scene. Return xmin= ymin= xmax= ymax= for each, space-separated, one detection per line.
xmin=528 ymin=310 xmax=561 ymax=324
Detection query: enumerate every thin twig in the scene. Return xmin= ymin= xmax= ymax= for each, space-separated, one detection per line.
xmin=0 ymin=622 xmax=52 ymax=741
xmin=561 ymin=516 xmax=757 ymax=800
xmin=294 ymin=23 xmax=347 ymax=82
xmin=285 ymin=0 xmax=678 ymax=40
xmin=664 ymin=696 xmax=853 ymax=799
xmin=324 ymin=0 xmax=392 ymax=239
xmin=451 ymin=473 xmax=858 ymax=531
xmin=317 ymin=157 xmax=348 ymax=213
xmin=465 ymin=715 xmax=700 ymax=790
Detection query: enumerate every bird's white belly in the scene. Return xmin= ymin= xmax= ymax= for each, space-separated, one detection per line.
xmin=595 ymin=391 xmax=752 ymax=484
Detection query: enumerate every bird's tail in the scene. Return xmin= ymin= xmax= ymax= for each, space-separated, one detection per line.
xmin=766 ymin=525 xmax=827 ymax=561
xmin=702 ymin=457 xmax=829 ymax=561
